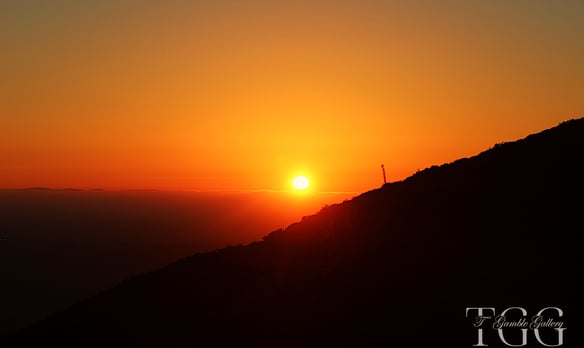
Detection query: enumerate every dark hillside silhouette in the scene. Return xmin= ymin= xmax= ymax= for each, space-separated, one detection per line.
xmin=4 ymin=118 xmax=583 ymax=347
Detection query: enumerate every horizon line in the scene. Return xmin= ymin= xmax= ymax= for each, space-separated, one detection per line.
xmin=0 ymin=187 xmax=362 ymax=195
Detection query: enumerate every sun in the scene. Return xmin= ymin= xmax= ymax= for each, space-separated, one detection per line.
xmin=292 ymin=176 xmax=310 ymax=190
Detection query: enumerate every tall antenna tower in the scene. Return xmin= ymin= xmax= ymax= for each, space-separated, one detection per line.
xmin=381 ymin=164 xmax=387 ymax=185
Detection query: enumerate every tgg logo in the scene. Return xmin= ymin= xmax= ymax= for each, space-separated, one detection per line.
xmin=465 ymin=307 xmax=566 ymax=347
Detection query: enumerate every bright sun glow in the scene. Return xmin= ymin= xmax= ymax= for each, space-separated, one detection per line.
xmin=292 ymin=176 xmax=310 ymax=190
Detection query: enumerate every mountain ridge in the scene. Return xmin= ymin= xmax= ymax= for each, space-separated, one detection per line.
xmin=5 ymin=118 xmax=583 ymax=347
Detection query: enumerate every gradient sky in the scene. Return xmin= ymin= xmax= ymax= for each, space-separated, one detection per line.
xmin=1 ymin=1 xmax=583 ymax=192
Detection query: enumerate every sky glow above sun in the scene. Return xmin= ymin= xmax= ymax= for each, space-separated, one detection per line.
xmin=1 ymin=1 xmax=582 ymax=192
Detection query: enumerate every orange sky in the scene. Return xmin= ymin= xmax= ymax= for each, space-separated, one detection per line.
xmin=1 ymin=1 xmax=583 ymax=193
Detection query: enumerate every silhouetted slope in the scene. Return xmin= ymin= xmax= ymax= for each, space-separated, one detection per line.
xmin=6 ymin=119 xmax=583 ymax=347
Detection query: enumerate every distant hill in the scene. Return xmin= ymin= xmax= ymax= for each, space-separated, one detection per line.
xmin=0 ymin=189 xmax=337 ymax=335
xmin=5 ymin=118 xmax=583 ymax=347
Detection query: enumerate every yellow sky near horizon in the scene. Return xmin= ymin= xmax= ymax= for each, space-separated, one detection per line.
xmin=1 ymin=1 xmax=583 ymax=193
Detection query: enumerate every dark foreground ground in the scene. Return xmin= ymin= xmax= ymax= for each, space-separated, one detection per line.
xmin=3 ymin=119 xmax=583 ymax=347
